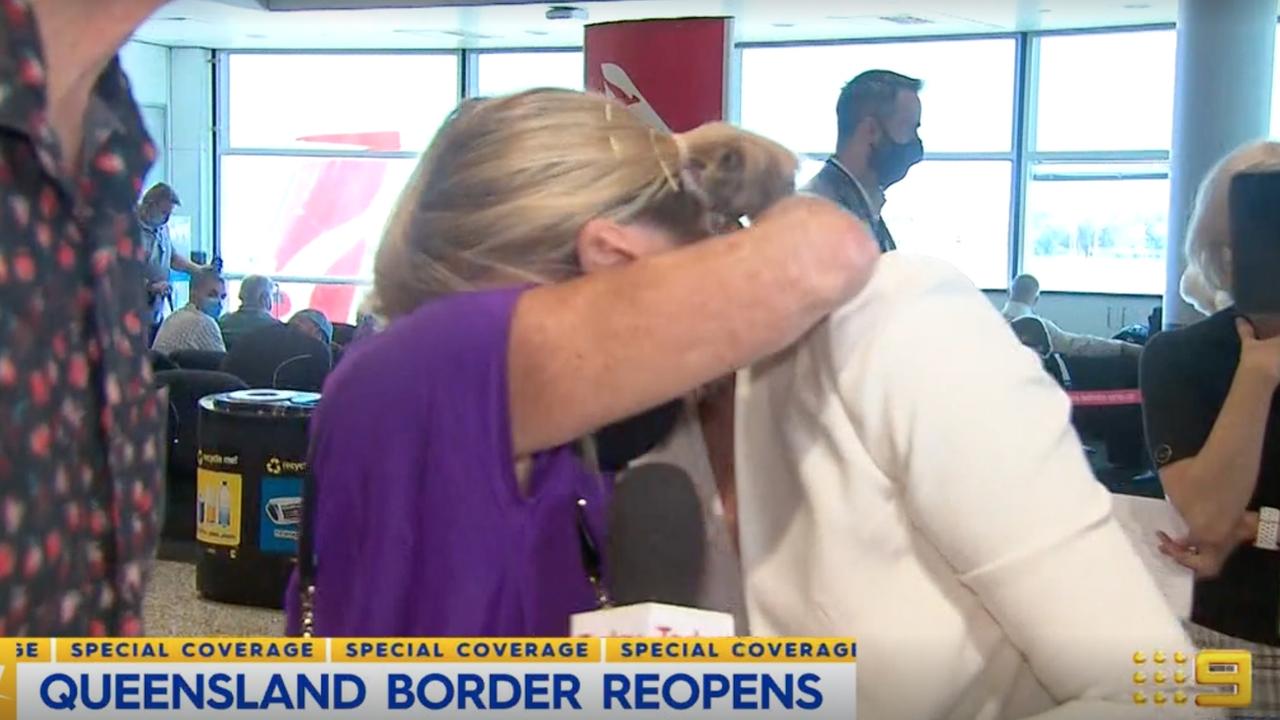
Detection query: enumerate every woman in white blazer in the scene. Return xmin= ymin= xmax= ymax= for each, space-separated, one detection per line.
xmin=735 ymin=251 xmax=1204 ymax=720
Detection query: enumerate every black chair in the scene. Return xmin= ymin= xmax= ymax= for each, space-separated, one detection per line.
xmin=148 ymin=350 xmax=178 ymax=373
xmin=331 ymin=322 xmax=357 ymax=347
xmin=1011 ymin=316 xmax=1072 ymax=390
xmin=154 ymin=369 xmax=248 ymax=557
xmin=169 ymin=349 xmax=228 ymax=373
xmin=1064 ymin=354 xmax=1146 ymax=469
xmin=221 ymin=324 xmax=332 ymax=392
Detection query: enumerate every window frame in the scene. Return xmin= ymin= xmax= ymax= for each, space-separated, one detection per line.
xmin=1017 ymin=24 xmax=1176 ymax=295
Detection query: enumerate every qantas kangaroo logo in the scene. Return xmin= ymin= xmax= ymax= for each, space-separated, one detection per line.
xmin=599 ymin=63 xmax=671 ymax=132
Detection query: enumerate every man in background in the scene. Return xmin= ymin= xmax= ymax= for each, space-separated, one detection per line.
xmin=1002 ymin=274 xmax=1141 ymax=358
xmin=289 ymin=308 xmax=334 ymax=347
xmin=138 ymin=181 xmax=207 ymax=340
xmin=805 ymin=70 xmax=924 ymax=253
xmin=0 ymin=0 xmax=171 ymax=635
xmin=153 ymin=269 xmax=227 ymax=355
xmin=219 ymin=274 xmax=281 ymax=349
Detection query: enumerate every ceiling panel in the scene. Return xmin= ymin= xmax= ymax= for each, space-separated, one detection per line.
xmin=134 ymin=0 xmax=1180 ymax=50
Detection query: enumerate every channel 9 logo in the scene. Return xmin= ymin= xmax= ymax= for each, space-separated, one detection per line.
xmin=1131 ymin=649 xmax=1253 ymax=708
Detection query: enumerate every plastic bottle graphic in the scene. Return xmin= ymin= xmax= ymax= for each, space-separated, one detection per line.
xmin=197 ymin=492 xmax=205 ymax=527
xmin=218 ymin=481 xmax=232 ymax=528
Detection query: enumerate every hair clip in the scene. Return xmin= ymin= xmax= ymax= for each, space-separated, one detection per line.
xmin=650 ymin=128 xmax=680 ymax=193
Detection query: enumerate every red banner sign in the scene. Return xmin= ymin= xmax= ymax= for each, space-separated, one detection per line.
xmin=585 ymin=17 xmax=732 ymax=133
xmin=1068 ymin=389 xmax=1144 ymax=407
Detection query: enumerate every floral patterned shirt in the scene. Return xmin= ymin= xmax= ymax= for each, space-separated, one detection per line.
xmin=0 ymin=0 xmax=165 ymax=635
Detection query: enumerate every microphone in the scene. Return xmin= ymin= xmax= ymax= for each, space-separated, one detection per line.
xmin=606 ymin=462 xmax=706 ymax=607
xmin=571 ymin=462 xmax=732 ymax=637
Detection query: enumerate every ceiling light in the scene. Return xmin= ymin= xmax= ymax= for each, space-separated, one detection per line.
xmin=879 ymin=14 xmax=933 ymax=25
xmin=1122 ymin=3 xmax=1151 ymax=8
xmin=546 ymin=6 xmax=588 ymax=21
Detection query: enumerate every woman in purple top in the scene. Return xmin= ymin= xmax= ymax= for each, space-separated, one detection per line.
xmin=286 ymin=89 xmax=880 ymax=637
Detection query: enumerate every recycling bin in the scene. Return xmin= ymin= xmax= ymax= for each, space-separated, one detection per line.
xmin=195 ymin=389 xmax=319 ymax=608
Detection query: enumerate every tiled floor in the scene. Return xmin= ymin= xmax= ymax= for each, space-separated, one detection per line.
xmin=144 ymin=560 xmax=285 ymax=637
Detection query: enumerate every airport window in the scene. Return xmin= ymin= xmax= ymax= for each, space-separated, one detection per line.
xmin=218 ymin=52 xmax=459 ymax=322
xmin=1025 ymin=29 xmax=1175 ymax=294
xmin=740 ymin=38 xmax=1017 ymax=289
xmin=1022 ymin=163 xmax=1169 ymax=296
xmin=880 ymin=161 xmax=1013 ymax=290
xmin=1034 ymin=30 xmax=1176 ymax=153
xmin=225 ymin=53 xmax=460 ymax=152
xmin=217 ymin=154 xmax=418 ymax=322
xmin=475 ymin=50 xmax=584 ymax=96
xmin=740 ymin=38 xmax=1016 ymax=155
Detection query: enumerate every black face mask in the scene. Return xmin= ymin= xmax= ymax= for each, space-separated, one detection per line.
xmin=870 ymin=126 xmax=923 ymax=189
xmin=591 ymin=399 xmax=684 ymax=473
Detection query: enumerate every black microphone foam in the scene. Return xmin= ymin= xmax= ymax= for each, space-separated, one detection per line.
xmin=606 ymin=462 xmax=706 ymax=608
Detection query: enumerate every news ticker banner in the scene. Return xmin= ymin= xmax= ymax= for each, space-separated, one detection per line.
xmin=0 ymin=638 xmax=855 ymax=719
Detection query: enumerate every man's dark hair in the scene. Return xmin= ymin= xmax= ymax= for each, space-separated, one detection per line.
xmin=191 ymin=268 xmax=224 ymax=293
xmin=835 ymin=70 xmax=923 ymax=146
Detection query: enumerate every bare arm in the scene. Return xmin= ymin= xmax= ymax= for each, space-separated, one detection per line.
xmin=508 ymin=195 xmax=878 ymax=456
xmin=1159 ymin=318 xmax=1280 ymax=545
xmin=1044 ymin=319 xmax=1138 ymax=358
xmin=171 ymin=253 xmax=204 ymax=274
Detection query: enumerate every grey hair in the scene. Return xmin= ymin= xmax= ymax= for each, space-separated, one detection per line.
xmin=239 ymin=275 xmax=274 ymax=309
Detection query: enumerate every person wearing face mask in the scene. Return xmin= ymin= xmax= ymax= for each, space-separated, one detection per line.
xmin=138 ymin=183 xmax=210 ymax=342
xmin=805 ymin=70 xmax=924 ymax=253
xmin=152 ymin=269 xmax=229 ymax=356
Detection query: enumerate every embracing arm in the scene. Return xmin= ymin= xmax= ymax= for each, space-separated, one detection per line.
xmin=508 ymin=195 xmax=878 ymax=456
xmin=847 ymin=265 xmax=1198 ymax=719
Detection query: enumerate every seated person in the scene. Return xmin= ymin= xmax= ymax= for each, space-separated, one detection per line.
xmin=1002 ymin=274 xmax=1140 ymax=358
xmin=152 ymin=268 xmax=227 ymax=355
xmin=218 ymin=274 xmax=281 ymax=349
xmin=288 ymin=309 xmax=333 ymax=346
xmin=1141 ymin=139 xmax=1280 ymax=714
xmin=736 ymin=253 xmax=1195 ymax=719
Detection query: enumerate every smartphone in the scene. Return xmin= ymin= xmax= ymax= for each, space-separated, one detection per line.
xmin=1229 ymin=170 xmax=1280 ymax=314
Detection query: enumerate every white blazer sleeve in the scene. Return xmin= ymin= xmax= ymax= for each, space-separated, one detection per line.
xmin=835 ymin=266 xmax=1204 ymax=719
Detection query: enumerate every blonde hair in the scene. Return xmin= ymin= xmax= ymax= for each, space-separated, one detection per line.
xmin=1182 ymin=139 xmax=1280 ymax=314
xmin=372 ymin=89 xmax=797 ymax=318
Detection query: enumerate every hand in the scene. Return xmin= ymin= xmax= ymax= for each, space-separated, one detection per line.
xmin=148 ymin=280 xmax=171 ymax=296
xmin=755 ymin=195 xmax=879 ymax=307
xmin=1236 ymin=318 xmax=1280 ymax=387
xmin=1157 ymin=511 xmax=1258 ymax=579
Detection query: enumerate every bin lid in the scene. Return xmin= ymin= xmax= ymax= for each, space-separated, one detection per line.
xmin=200 ymin=389 xmax=321 ymax=417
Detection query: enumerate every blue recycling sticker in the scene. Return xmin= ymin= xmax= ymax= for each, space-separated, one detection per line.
xmin=259 ymin=476 xmax=302 ymax=554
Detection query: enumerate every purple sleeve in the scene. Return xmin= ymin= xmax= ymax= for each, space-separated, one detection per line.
xmin=288 ymin=287 xmax=533 ymax=636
